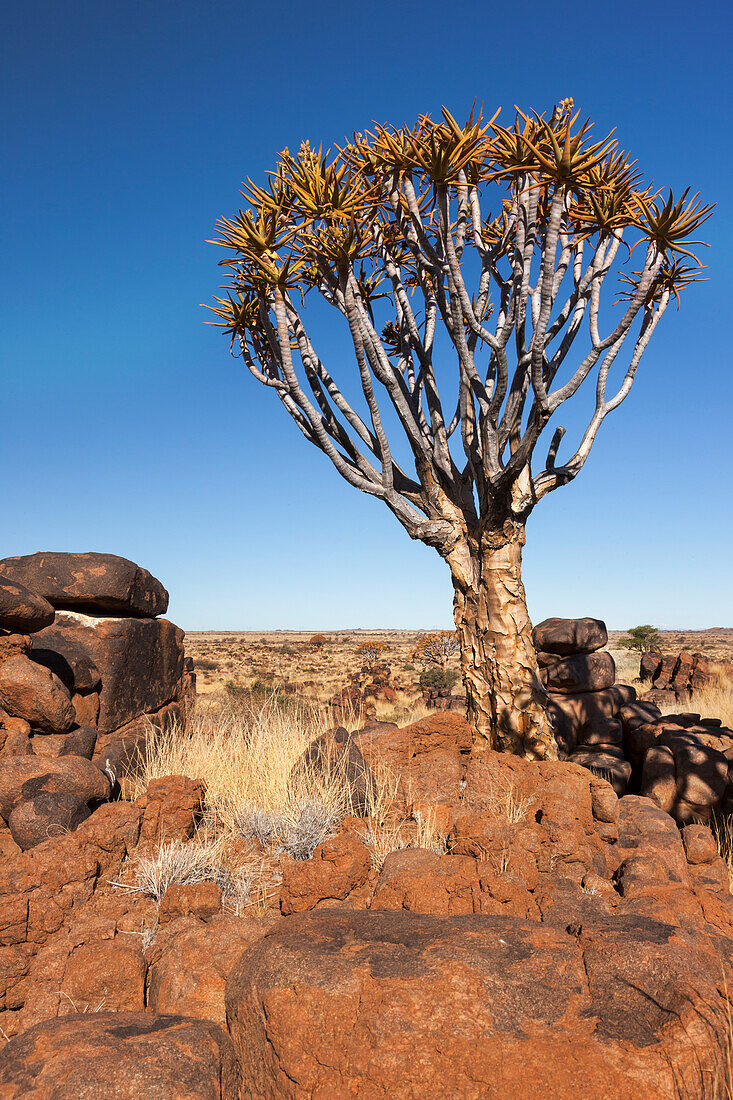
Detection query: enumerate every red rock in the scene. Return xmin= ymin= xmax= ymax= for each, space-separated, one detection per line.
xmin=0 ymin=755 xmax=109 ymax=822
xmin=0 ymin=578 xmax=54 ymax=635
xmin=682 ymin=823 xmax=720 ymax=865
xmin=547 ymin=685 xmax=636 ymax=749
xmin=0 ymin=635 xmax=30 ymax=664
xmin=59 ymin=938 xmax=147 ymax=1014
xmin=280 ymin=826 xmax=372 ymax=914
xmin=147 ymin=913 xmax=275 ymax=1027
xmin=652 ymin=654 xmax=677 ymax=689
xmin=46 ymin=612 xmax=184 ymax=733
xmin=0 ymin=552 xmax=169 ymax=618
xmin=0 ymin=655 xmax=75 ymax=734
xmin=568 ymin=748 xmax=632 ymax=796
xmin=136 ymin=775 xmax=205 ymax=848
xmin=159 ymin=882 xmax=222 ymax=924
xmin=8 ymin=792 xmax=92 ymax=850
xmin=532 ymin=616 xmax=608 ymax=655
xmin=0 ymin=727 xmax=33 ymax=760
xmin=69 ymin=690 xmax=100 ymax=727
xmin=226 ymin=908 xmax=725 ymax=1099
xmin=0 ymin=1012 xmax=239 ymax=1098
xmin=541 ymin=651 xmax=615 ymax=694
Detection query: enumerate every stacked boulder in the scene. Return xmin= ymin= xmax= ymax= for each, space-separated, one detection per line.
xmin=0 ymin=553 xmax=194 ymax=849
xmin=534 ymin=617 xmax=635 ymax=794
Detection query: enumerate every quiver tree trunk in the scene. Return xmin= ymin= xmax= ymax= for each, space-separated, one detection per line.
xmin=447 ymin=522 xmax=557 ymax=760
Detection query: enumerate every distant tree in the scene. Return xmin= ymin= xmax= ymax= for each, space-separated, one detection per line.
xmin=412 ymin=631 xmax=459 ymax=670
xmin=357 ymin=640 xmax=388 ymax=669
xmin=309 ymin=633 xmax=328 ymax=651
xmin=619 ymin=625 xmax=662 ymax=653
xmin=209 ymin=99 xmax=711 ymax=757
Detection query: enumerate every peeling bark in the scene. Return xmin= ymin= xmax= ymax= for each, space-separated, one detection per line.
xmin=447 ymin=522 xmax=557 ymax=760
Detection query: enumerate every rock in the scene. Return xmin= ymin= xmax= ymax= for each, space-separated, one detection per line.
xmin=30 ymin=630 xmax=101 ymax=693
xmin=639 ymin=648 xmax=662 ymax=682
xmin=147 ymin=914 xmax=275 ymax=1027
xmin=8 ymin=791 xmax=92 ymax=850
xmin=370 ymin=847 xmax=539 ymax=919
xmin=671 ymin=650 xmax=695 ymax=694
xmin=619 ymin=701 xmax=662 ymax=732
xmin=298 ymin=726 xmax=376 ymax=815
xmin=547 ymin=685 xmax=636 ymax=751
xmin=0 ymin=634 xmax=31 ymax=664
xmin=136 ymin=775 xmax=205 ymax=848
xmin=652 ymin=654 xmax=677 ymax=689
xmin=46 ymin=612 xmax=184 ymax=733
xmin=0 ymin=552 xmax=169 ymax=618
xmin=0 ymin=655 xmax=75 ymax=734
xmin=641 ymin=688 xmax=677 ymax=707
xmin=541 ymin=651 xmax=615 ymax=694
xmin=280 ymin=825 xmax=372 ymax=914
xmin=69 ymin=690 xmax=100 ymax=727
xmin=92 ymin=701 xmax=183 ymax=782
xmin=58 ymin=938 xmax=147 ymax=1015
xmin=225 ymin=908 xmax=726 ymax=1098
xmin=532 ymin=616 xmax=608 ymax=655
xmin=567 ymin=748 xmax=632 ymax=796
xmin=0 ymin=754 xmax=110 ymax=822
xmin=655 ymin=728 xmax=729 ymax=822
xmin=0 ymin=578 xmax=54 ymax=635
xmin=159 ymin=882 xmax=222 ymax=924
xmin=0 ymin=1012 xmax=239 ymax=1099
xmin=579 ymin=718 xmax=622 ymax=747
xmin=30 ymin=725 xmax=98 ymax=761
xmin=0 ymin=726 xmax=33 ymax=760
xmin=681 ymin=823 xmax=720 ymax=865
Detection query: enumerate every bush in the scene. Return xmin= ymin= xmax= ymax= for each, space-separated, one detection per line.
xmin=618 ymin=625 xmax=662 ymax=653
xmin=419 ymin=666 xmax=461 ymax=691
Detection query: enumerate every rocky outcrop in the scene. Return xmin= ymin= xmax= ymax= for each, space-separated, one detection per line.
xmin=640 ymin=647 xmax=714 ymax=700
xmin=0 ymin=1012 xmax=239 ymax=1099
xmin=0 ymin=554 xmax=192 ymax=846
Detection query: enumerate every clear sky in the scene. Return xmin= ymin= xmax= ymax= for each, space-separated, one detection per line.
xmin=2 ymin=0 xmax=731 ymax=631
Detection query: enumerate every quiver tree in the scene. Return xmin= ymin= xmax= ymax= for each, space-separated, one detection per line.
xmin=413 ymin=630 xmax=459 ymax=671
xmin=208 ymin=99 xmax=712 ymax=759
xmin=357 ymin=640 xmax=389 ymax=671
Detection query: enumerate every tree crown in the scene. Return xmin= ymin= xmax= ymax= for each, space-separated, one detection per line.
xmin=208 ymin=101 xmax=712 ymax=552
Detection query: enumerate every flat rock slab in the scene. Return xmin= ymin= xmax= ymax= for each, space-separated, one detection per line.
xmin=225 ymin=908 xmax=726 ymax=1099
xmin=43 ymin=612 xmax=184 ymax=733
xmin=0 ymin=578 xmax=54 ymax=635
xmin=0 ymin=1012 xmax=239 ymax=1099
xmin=542 ymin=652 xmax=616 ymax=694
xmin=0 ymin=552 xmax=168 ymax=618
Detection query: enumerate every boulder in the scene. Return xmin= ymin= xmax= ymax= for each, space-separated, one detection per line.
xmin=0 ymin=1012 xmax=239 ymax=1099
xmin=8 ymin=791 xmax=92 ymax=850
xmin=541 ymin=651 xmax=616 ymax=694
xmin=147 ymin=914 xmax=275 ymax=1027
xmin=280 ymin=825 xmax=372 ymax=914
xmin=568 ymin=748 xmax=632 ymax=796
xmin=225 ymin=908 xmax=727 ymax=1099
xmin=159 ymin=882 xmax=222 ymax=924
xmin=136 ymin=775 xmax=205 ymax=849
xmin=0 ymin=552 xmax=169 ymax=618
xmin=547 ymin=685 xmax=636 ymax=751
xmin=532 ymin=616 xmax=608 ymax=655
xmin=0 ymin=634 xmax=31 ymax=666
xmin=45 ymin=612 xmax=184 ymax=733
xmin=298 ymin=726 xmax=376 ymax=815
xmin=29 ymin=725 xmax=97 ymax=761
xmin=0 ymin=578 xmax=54 ymax=635
xmin=30 ymin=629 xmax=101 ymax=693
xmin=0 ymin=754 xmax=110 ymax=822
xmin=0 ymin=655 xmax=75 ymax=734
xmin=639 ymin=648 xmax=662 ymax=682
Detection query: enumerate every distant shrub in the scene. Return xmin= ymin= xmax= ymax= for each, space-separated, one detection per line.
xmin=195 ymin=658 xmax=218 ymax=671
xmin=618 ymin=625 xmax=662 ymax=653
xmin=419 ymin=666 xmax=460 ymax=692
xmin=357 ymin=641 xmax=389 ymax=669
xmin=412 ymin=631 xmax=459 ymax=669
xmin=309 ymin=633 xmax=328 ymax=651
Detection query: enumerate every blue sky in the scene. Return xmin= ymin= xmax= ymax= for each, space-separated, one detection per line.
xmin=2 ymin=0 xmax=731 ymax=630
